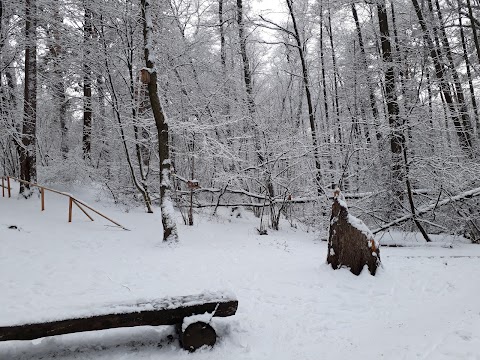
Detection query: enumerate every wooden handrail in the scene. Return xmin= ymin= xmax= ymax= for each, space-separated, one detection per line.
xmin=1 ymin=176 xmax=129 ymax=231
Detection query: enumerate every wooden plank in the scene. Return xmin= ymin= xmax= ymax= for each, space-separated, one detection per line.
xmin=0 ymin=294 xmax=238 ymax=341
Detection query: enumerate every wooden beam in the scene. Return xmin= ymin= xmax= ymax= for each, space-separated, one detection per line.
xmin=6 ymin=176 xmax=128 ymax=230
xmin=41 ymin=187 xmax=45 ymax=211
xmin=68 ymin=197 xmax=73 ymax=222
xmin=0 ymin=293 xmax=238 ymax=341
xmin=73 ymin=200 xmax=94 ymax=221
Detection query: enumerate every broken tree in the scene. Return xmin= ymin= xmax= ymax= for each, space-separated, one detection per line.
xmin=327 ymin=190 xmax=380 ymax=276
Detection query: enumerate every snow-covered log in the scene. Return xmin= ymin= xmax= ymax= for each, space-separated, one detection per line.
xmin=0 ymin=292 xmax=238 ymax=342
xmin=327 ymin=190 xmax=381 ymax=276
xmin=372 ymin=186 xmax=480 ymax=234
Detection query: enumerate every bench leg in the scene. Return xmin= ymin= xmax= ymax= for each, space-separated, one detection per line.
xmin=176 ymin=321 xmax=216 ymax=352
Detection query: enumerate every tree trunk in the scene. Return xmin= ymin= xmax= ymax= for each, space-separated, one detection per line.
xmin=19 ymin=0 xmax=37 ymax=196
xmin=82 ymin=0 xmax=93 ymax=160
xmin=49 ymin=4 xmax=68 ymax=158
xmin=458 ymin=5 xmax=480 ymax=138
xmin=319 ymin=2 xmax=334 ymax=180
xmin=141 ymin=0 xmax=178 ymax=242
xmin=411 ymin=0 xmax=474 ymax=155
xmin=286 ymin=0 xmax=323 ymax=196
xmin=466 ymin=0 xmax=480 ymax=64
xmin=433 ymin=0 xmax=475 ymax=147
xmin=351 ymin=3 xmax=382 ymax=146
xmin=376 ymin=0 xmax=404 ymax=200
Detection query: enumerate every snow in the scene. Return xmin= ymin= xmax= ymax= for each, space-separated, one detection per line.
xmin=1 ymin=184 xmax=480 ymax=359
xmin=182 ymin=312 xmax=214 ymax=332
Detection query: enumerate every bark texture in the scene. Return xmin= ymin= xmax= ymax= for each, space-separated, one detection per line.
xmin=141 ymin=0 xmax=178 ymax=241
xmin=20 ymin=0 xmax=37 ymax=196
xmin=327 ymin=190 xmax=380 ymax=276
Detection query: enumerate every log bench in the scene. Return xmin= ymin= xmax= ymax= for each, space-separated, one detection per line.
xmin=0 ymin=292 xmax=238 ymax=352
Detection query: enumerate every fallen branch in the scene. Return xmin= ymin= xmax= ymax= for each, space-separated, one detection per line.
xmin=372 ymin=187 xmax=480 ymax=234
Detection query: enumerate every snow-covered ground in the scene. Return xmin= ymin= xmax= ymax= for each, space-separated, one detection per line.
xmin=1 ymin=183 xmax=480 ymax=359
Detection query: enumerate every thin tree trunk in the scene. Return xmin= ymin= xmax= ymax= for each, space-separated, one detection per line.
xmin=434 ymin=0 xmax=475 ymax=147
xmin=458 ymin=6 xmax=480 ymax=138
xmin=351 ymin=3 xmax=382 ymax=146
xmin=141 ymin=0 xmax=178 ymax=242
xmin=237 ymin=0 xmax=276 ymax=216
xmin=466 ymin=0 xmax=480 ymax=63
xmin=319 ymin=2 xmax=334 ymax=180
xmin=411 ymin=0 xmax=473 ymax=155
xmin=286 ymin=0 xmax=324 ymax=196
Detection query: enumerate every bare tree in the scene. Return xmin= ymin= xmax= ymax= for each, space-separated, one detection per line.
xmin=141 ymin=0 xmax=178 ymax=242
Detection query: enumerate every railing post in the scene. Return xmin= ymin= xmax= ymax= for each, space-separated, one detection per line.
xmin=41 ymin=187 xmax=45 ymax=211
xmin=7 ymin=176 xmax=11 ymax=198
xmin=68 ymin=197 xmax=73 ymax=222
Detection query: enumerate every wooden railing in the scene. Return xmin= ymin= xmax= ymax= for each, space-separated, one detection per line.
xmin=1 ymin=176 xmax=129 ymax=231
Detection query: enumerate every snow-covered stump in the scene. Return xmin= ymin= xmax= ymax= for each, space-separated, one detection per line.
xmin=327 ymin=189 xmax=380 ymax=276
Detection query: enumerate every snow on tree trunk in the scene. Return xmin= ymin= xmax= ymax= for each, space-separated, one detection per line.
xmin=20 ymin=0 xmax=37 ymax=197
xmin=141 ymin=0 xmax=178 ymax=242
xmin=327 ymin=190 xmax=380 ymax=276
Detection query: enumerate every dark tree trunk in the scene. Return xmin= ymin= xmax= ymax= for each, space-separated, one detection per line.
xmin=466 ymin=0 xmax=480 ymax=64
xmin=20 ymin=0 xmax=37 ymax=196
xmin=376 ymin=0 xmax=404 ymax=199
xmin=141 ymin=0 xmax=178 ymax=242
xmin=82 ymin=0 xmax=93 ymax=160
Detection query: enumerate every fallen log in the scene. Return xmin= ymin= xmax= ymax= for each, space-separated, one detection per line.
xmin=0 ymin=292 xmax=238 ymax=342
xmin=372 ymin=187 xmax=480 ymax=234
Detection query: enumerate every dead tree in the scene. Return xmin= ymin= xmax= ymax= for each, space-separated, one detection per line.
xmin=327 ymin=190 xmax=380 ymax=276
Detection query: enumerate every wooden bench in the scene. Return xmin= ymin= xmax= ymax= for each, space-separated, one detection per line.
xmin=0 ymin=292 xmax=238 ymax=352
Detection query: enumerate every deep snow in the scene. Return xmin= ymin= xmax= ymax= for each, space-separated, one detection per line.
xmin=1 ymin=183 xmax=480 ymax=359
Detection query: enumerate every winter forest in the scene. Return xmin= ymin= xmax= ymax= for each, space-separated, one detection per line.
xmin=1 ymin=0 xmax=480 ymax=240
xmin=1 ymin=0 xmax=480 ymax=358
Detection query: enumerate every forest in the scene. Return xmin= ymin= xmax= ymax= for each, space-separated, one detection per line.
xmin=1 ymin=0 xmax=479 ymax=241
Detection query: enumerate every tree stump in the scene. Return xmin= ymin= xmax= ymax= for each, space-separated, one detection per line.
xmin=327 ymin=189 xmax=381 ymax=275
xmin=177 ymin=321 xmax=216 ymax=352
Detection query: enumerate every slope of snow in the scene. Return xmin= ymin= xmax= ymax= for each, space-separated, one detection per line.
xmin=1 ymin=184 xmax=480 ymax=359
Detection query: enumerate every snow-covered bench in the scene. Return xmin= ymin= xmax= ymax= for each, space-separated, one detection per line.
xmin=0 ymin=292 xmax=238 ymax=352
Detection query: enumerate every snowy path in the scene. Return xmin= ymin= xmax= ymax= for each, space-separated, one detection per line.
xmin=1 ymin=190 xmax=480 ymax=359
